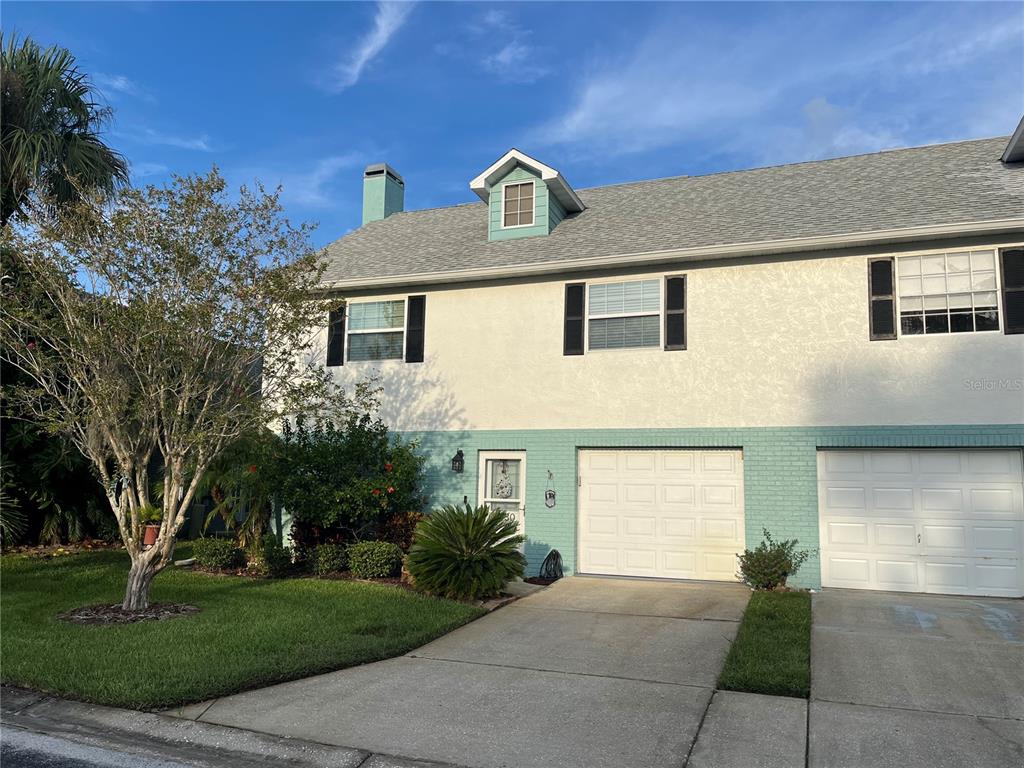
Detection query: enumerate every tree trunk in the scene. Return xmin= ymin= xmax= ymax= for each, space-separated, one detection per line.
xmin=122 ymin=558 xmax=157 ymax=611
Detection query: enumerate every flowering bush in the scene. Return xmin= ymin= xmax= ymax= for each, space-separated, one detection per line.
xmin=275 ymin=414 xmax=425 ymax=551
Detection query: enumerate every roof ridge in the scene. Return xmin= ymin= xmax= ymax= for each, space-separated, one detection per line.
xmin=576 ymin=135 xmax=1010 ymax=192
xmin=355 ymin=135 xmax=1009 ymax=222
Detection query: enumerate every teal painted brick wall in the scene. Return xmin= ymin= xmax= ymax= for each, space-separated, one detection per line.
xmin=402 ymin=425 xmax=1024 ymax=589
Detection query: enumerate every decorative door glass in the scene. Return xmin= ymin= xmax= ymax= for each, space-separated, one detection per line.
xmin=478 ymin=452 xmax=526 ymax=538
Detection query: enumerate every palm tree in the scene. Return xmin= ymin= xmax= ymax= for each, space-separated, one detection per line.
xmin=1 ymin=34 xmax=129 ymax=226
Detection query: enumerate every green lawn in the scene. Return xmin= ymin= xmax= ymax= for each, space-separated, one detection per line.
xmin=1 ymin=548 xmax=484 ymax=710
xmin=717 ymin=590 xmax=812 ymax=698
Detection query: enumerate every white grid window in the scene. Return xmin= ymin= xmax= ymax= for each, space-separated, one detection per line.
xmin=588 ymin=279 xmax=661 ymax=350
xmin=348 ymin=300 xmax=405 ymax=361
xmin=897 ymin=250 xmax=1000 ymax=335
xmin=502 ymin=182 xmax=534 ymax=227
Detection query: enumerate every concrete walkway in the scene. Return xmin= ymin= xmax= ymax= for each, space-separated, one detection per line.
xmin=171 ymin=576 xmax=751 ymax=768
xmin=809 ymin=590 xmax=1024 ymax=768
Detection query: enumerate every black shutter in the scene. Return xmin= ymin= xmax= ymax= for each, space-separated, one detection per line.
xmin=868 ymin=258 xmax=897 ymax=340
xmin=405 ymin=295 xmax=426 ymax=362
xmin=1000 ymin=248 xmax=1024 ymax=334
xmin=326 ymin=305 xmax=345 ymax=366
xmin=563 ymin=283 xmax=585 ymax=355
xmin=665 ymin=276 xmax=686 ymax=350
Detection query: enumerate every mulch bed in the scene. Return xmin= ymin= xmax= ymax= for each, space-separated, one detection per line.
xmin=58 ymin=603 xmax=200 ymax=625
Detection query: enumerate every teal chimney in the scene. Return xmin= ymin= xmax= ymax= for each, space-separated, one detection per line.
xmin=362 ymin=163 xmax=404 ymax=225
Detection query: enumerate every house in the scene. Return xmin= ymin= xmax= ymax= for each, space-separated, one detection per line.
xmin=315 ymin=122 xmax=1024 ymax=597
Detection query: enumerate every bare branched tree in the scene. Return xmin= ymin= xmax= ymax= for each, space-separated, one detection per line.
xmin=0 ymin=169 xmax=353 ymax=610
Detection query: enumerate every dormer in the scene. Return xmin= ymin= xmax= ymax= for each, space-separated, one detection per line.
xmin=470 ymin=149 xmax=585 ymax=242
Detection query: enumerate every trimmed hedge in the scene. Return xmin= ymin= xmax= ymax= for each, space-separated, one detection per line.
xmin=312 ymin=544 xmax=349 ymax=577
xmin=348 ymin=541 xmax=403 ymax=579
xmin=192 ymin=537 xmax=243 ymax=570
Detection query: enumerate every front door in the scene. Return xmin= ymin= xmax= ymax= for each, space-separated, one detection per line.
xmin=478 ymin=451 xmax=526 ymax=538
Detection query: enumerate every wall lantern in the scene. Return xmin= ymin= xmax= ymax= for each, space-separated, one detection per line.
xmin=450 ymin=449 xmax=465 ymax=474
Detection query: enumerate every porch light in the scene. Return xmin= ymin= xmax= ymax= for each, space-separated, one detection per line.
xmin=451 ymin=449 xmax=465 ymax=473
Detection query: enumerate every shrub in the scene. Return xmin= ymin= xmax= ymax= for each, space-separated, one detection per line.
xmin=348 ymin=540 xmax=403 ymax=579
xmin=381 ymin=510 xmax=425 ymax=551
xmin=312 ymin=543 xmax=349 ymax=576
xmin=738 ymin=529 xmax=810 ymax=590
xmin=192 ymin=537 xmax=243 ymax=570
xmin=406 ymin=503 xmax=526 ymax=600
xmin=247 ymin=533 xmax=291 ymax=578
xmin=276 ymin=414 xmax=426 ymax=545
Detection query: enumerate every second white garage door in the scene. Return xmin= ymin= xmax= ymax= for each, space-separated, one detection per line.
xmin=818 ymin=449 xmax=1024 ymax=597
xmin=577 ymin=449 xmax=744 ymax=581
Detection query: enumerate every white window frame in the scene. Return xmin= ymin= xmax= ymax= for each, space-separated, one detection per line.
xmin=500 ymin=180 xmax=536 ymax=229
xmin=584 ymin=276 xmax=663 ymax=352
xmin=346 ymin=298 xmax=407 ymax=362
xmin=477 ymin=450 xmax=526 ymax=540
xmin=892 ymin=245 xmax=1010 ymax=339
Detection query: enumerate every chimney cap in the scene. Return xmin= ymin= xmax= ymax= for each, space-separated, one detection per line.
xmin=364 ymin=163 xmax=404 ymax=185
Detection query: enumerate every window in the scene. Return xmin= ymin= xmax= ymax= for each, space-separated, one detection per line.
xmin=897 ymin=250 xmax=1000 ymax=335
xmin=588 ymin=279 xmax=661 ymax=350
xmin=502 ymin=182 xmax=534 ymax=227
xmin=347 ymin=300 xmax=405 ymax=361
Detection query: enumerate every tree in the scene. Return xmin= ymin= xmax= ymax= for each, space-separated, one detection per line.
xmin=0 ymin=169 xmax=352 ymax=610
xmin=1 ymin=34 xmax=129 ymax=227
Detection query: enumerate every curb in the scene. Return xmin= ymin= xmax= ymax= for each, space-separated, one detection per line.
xmin=1 ymin=686 xmax=466 ymax=768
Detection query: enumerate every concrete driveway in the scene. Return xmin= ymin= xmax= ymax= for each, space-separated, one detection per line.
xmin=176 ymin=576 xmax=749 ymax=768
xmin=809 ymin=590 xmax=1024 ymax=768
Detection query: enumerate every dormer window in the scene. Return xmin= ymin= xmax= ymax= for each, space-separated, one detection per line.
xmin=503 ymin=181 xmax=535 ymax=228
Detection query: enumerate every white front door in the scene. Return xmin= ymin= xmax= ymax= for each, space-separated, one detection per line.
xmin=478 ymin=451 xmax=526 ymax=537
xmin=577 ymin=449 xmax=745 ymax=581
xmin=818 ymin=449 xmax=1024 ymax=597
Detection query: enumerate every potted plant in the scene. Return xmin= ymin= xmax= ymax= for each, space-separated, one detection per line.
xmin=139 ymin=506 xmax=162 ymax=548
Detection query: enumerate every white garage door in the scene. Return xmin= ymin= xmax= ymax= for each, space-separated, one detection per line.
xmin=818 ymin=449 xmax=1024 ymax=597
xmin=577 ymin=449 xmax=744 ymax=581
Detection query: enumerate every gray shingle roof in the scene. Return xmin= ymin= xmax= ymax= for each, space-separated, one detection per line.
xmin=322 ymin=137 xmax=1024 ymax=287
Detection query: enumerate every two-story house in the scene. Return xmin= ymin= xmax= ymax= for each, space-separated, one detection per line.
xmin=314 ymin=122 xmax=1024 ymax=597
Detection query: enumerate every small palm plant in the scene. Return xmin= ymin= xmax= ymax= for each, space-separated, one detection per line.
xmin=406 ymin=503 xmax=526 ymax=600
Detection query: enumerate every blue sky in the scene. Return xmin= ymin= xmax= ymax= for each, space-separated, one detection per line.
xmin=7 ymin=1 xmax=1023 ymax=246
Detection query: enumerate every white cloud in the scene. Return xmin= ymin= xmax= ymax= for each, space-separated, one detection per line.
xmin=254 ymin=153 xmax=366 ymax=208
xmin=533 ymin=5 xmax=1021 ymax=163
xmin=94 ymin=72 xmax=153 ymax=101
xmin=471 ymin=8 xmax=548 ymax=84
xmin=130 ymin=161 xmax=168 ymax=178
xmin=327 ymin=1 xmax=415 ymax=92
xmin=132 ymin=128 xmax=214 ymax=151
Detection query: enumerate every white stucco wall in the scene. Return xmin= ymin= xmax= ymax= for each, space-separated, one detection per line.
xmin=313 ymin=237 xmax=1024 ymax=431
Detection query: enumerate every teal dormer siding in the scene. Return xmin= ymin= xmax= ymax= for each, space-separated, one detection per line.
xmin=487 ymin=165 xmax=565 ymax=242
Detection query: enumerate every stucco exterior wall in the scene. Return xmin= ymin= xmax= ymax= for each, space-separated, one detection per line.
xmin=317 ymin=237 xmax=1024 ymax=433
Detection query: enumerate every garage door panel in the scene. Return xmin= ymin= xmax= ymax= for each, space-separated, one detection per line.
xmin=972 ymin=488 xmax=1016 ymax=514
xmin=819 ymin=449 xmax=1023 ymax=597
xmin=875 ymin=523 xmax=917 ymax=548
xmin=876 ymin=559 xmax=919 ymax=589
xmin=921 ymin=524 xmax=967 ymax=551
xmin=870 ymin=451 xmax=914 ymax=474
xmin=826 ymin=486 xmax=867 ymax=510
xmin=579 ymin=449 xmax=743 ymax=582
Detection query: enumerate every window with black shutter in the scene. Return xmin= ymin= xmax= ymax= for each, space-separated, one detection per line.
xmin=665 ymin=276 xmax=686 ymax=350
xmin=563 ymin=283 xmax=585 ymax=355
xmin=868 ymin=258 xmax=896 ymax=340
xmin=405 ymin=295 xmax=426 ymax=362
xmin=326 ymin=305 xmax=345 ymax=366
xmin=1000 ymin=248 xmax=1024 ymax=335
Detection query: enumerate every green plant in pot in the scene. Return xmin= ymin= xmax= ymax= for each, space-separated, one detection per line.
xmin=139 ymin=506 xmax=162 ymax=548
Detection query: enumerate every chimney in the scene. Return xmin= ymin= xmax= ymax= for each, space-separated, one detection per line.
xmin=362 ymin=163 xmax=404 ymax=225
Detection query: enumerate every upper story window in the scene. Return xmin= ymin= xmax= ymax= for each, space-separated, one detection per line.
xmin=588 ymin=279 xmax=661 ymax=350
xmin=897 ymin=250 xmax=999 ymax=335
xmin=348 ymin=300 xmax=405 ymax=361
xmin=502 ymin=182 xmax=534 ymax=228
